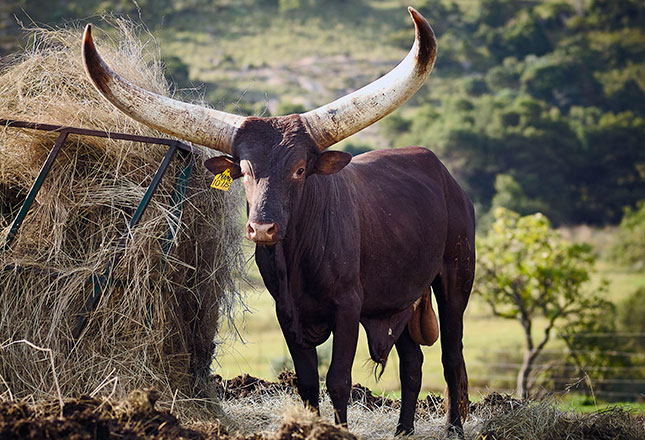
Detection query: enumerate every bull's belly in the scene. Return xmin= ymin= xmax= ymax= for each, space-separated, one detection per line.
xmin=358 ymin=266 xmax=440 ymax=364
xmin=359 ymin=263 xmax=440 ymax=317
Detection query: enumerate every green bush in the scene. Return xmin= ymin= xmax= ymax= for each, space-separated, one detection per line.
xmin=557 ymin=287 xmax=645 ymax=401
xmin=610 ymin=201 xmax=645 ymax=270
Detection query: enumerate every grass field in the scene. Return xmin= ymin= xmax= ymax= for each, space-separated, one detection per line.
xmin=163 ymin=3 xmax=645 ymax=402
xmin=213 ymin=235 xmax=645 ymax=408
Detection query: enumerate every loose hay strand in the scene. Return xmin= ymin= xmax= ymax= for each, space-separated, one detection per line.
xmin=0 ymin=340 xmax=63 ymax=417
xmin=0 ymin=17 xmax=244 ymax=418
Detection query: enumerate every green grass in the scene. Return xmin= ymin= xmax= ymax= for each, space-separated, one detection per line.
xmin=213 ymin=232 xmax=645 ymax=405
xmin=594 ymin=260 xmax=645 ymax=302
xmin=558 ymin=394 xmax=645 ymax=413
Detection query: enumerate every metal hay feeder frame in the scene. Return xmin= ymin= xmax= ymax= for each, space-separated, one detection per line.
xmin=0 ymin=118 xmax=199 ymax=338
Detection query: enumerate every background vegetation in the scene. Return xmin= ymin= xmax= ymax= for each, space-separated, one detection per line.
xmin=2 ymin=0 xmax=644 ymax=406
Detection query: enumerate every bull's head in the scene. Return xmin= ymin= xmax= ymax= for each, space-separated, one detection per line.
xmin=82 ymin=7 xmax=436 ymax=245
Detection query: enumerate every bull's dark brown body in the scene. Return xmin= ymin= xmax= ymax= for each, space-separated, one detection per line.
xmin=234 ymin=123 xmax=475 ymax=434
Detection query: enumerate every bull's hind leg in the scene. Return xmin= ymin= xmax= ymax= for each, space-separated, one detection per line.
xmin=394 ymin=326 xmax=423 ymax=435
xmin=432 ymin=265 xmax=473 ymax=437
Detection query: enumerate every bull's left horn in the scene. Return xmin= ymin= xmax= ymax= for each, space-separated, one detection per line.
xmin=301 ymin=7 xmax=437 ymax=150
xmin=82 ymin=24 xmax=245 ymax=154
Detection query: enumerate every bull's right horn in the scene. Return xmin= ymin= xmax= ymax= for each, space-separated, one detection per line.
xmin=82 ymin=24 xmax=245 ymax=155
xmin=301 ymin=7 xmax=437 ymax=150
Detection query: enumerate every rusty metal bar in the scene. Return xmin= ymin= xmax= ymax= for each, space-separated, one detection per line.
xmin=0 ymin=118 xmax=195 ymax=153
xmin=1 ymin=119 xmax=196 ymax=249
xmin=161 ymin=150 xmax=194 ymax=258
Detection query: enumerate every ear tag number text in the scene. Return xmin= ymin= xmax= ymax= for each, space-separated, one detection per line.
xmin=211 ymin=169 xmax=233 ymax=191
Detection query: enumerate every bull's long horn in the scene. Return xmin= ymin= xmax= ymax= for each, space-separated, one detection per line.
xmin=82 ymin=24 xmax=244 ymax=154
xmin=301 ymin=7 xmax=437 ymax=150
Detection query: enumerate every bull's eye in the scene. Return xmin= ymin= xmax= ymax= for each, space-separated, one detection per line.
xmin=292 ymin=165 xmax=306 ymax=180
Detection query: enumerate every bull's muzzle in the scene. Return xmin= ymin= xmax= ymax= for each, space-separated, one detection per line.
xmin=246 ymin=221 xmax=279 ymax=244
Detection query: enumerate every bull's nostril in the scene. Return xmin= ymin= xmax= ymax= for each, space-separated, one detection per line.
xmin=248 ymin=221 xmax=278 ymax=242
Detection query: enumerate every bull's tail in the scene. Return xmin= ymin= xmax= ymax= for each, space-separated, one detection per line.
xmin=444 ymin=366 xmax=470 ymax=420
xmin=373 ymin=360 xmax=386 ymax=382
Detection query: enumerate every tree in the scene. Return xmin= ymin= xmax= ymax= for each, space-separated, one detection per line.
xmin=609 ymin=201 xmax=645 ymax=270
xmin=585 ymin=0 xmax=645 ymax=31
xmin=571 ymin=111 xmax=645 ymax=223
xmin=557 ymin=287 xmax=645 ymax=401
xmin=474 ymin=207 xmax=607 ymax=398
xmin=477 ymin=0 xmax=521 ymax=28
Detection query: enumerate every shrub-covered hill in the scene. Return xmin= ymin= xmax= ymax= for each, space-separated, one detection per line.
xmin=3 ymin=0 xmax=645 ymax=225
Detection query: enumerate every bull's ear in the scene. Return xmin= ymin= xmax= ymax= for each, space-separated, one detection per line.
xmin=312 ymin=151 xmax=352 ymax=175
xmin=204 ymin=156 xmax=242 ymax=179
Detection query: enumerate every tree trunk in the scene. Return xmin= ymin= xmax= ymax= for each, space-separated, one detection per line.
xmin=516 ymin=348 xmax=536 ymax=399
xmin=517 ymin=316 xmax=536 ymax=399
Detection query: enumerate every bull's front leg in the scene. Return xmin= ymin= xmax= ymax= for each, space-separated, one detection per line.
xmin=326 ymin=291 xmax=362 ymax=426
xmin=286 ymin=341 xmax=320 ymax=413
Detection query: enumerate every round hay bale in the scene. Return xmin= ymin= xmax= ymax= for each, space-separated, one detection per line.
xmin=0 ymin=19 xmax=244 ymax=414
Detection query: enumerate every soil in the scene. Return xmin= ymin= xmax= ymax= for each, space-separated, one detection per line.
xmin=0 ymin=390 xmax=205 ymax=440
xmin=2 ymin=374 xmax=642 ymax=439
xmin=214 ymin=371 xmax=297 ymax=400
xmin=0 ymin=378 xmax=359 ymax=440
xmin=469 ymin=391 xmax=525 ymax=415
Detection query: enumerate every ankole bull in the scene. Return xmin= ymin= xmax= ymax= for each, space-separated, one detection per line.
xmin=82 ymin=7 xmax=474 ymax=436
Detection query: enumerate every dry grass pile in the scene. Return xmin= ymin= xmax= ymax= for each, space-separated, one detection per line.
xmin=0 ymin=19 xmax=243 ymax=415
xmin=2 ymin=381 xmax=642 ymax=439
xmin=476 ymin=400 xmax=645 ymax=440
xmin=218 ymin=378 xmax=468 ymax=440
xmin=216 ymin=377 xmax=645 ymax=440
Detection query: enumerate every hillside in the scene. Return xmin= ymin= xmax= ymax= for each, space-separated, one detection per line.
xmin=4 ymin=0 xmax=644 ymax=226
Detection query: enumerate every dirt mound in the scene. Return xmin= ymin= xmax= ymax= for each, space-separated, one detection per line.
xmin=471 ymin=391 xmax=525 ymax=415
xmin=0 ymin=388 xmax=358 ymax=440
xmin=2 ymin=386 xmax=643 ymax=440
xmin=351 ymin=384 xmax=446 ymax=415
xmin=215 ymin=371 xmax=297 ymax=400
xmin=0 ymin=390 xmax=204 ymax=440
xmin=218 ymin=371 xmax=448 ymax=415
xmin=273 ymin=417 xmax=356 ymax=440
xmin=417 ymin=392 xmax=445 ymax=415
xmin=349 ymin=384 xmax=398 ymax=410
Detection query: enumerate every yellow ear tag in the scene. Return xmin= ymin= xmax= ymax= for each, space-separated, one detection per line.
xmin=210 ymin=169 xmax=233 ymax=191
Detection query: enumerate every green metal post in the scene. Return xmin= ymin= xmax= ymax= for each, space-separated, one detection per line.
xmin=73 ymin=144 xmax=179 ymax=338
xmin=161 ymin=150 xmax=194 ymax=258
xmin=2 ymin=130 xmax=69 ymax=250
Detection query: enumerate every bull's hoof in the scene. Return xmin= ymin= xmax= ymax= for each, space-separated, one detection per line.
xmin=395 ymin=423 xmax=414 ymax=436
